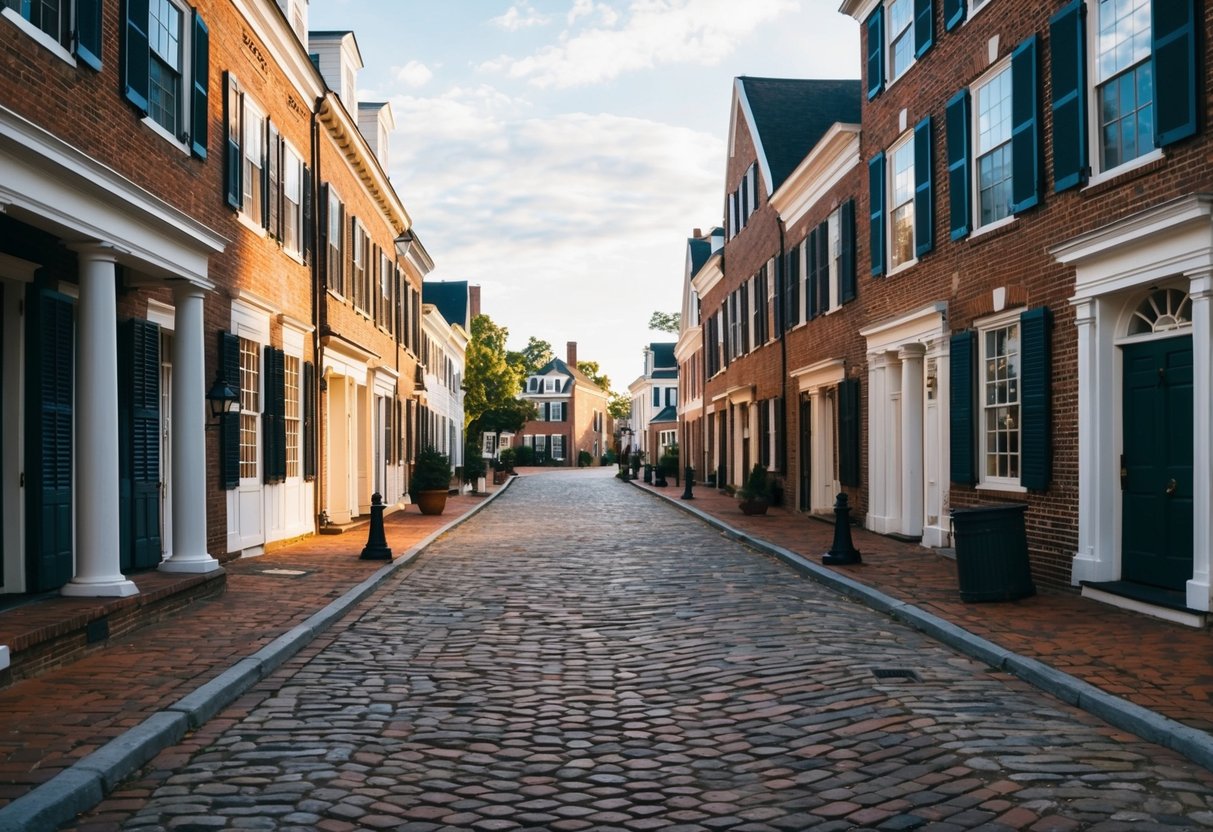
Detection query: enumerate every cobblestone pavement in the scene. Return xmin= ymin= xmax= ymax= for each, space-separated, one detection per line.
xmin=73 ymin=470 xmax=1213 ymax=831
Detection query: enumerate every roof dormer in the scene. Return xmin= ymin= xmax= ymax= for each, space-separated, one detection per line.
xmin=307 ymin=30 xmax=363 ymax=113
xmin=277 ymin=0 xmax=308 ymax=45
xmin=358 ymin=102 xmax=395 ymax=172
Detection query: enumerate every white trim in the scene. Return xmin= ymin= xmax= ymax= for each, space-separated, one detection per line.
xmin=791 ymin=357 xmax=846 ymax=391
xmin=1084 ymin=148 xmax=1165 ymax=191
xmin=146 ymin=298 xmax=176 ymax=331
xmin=770 ymin=124 xmax=861 ymax=228
xmin=0 ymin=253 xmax=39 ymax=283
xmin=1080 ymin=585 xmax=1205 ymax=628
xmin=1 ymin=7 xmax=76 ymax=65
xmin=733 ymin=80 xmax=774 ymax=198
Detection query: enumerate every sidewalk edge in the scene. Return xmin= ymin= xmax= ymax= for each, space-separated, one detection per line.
xmin=631 ymin=480 xmax=1213 ymax=774
xmin=0 ymin=478 xmax=515 ymax=832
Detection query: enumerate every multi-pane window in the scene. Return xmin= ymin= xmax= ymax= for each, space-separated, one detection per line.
xmin=148 ymin=0 xmax=183 ymax=135
xmin=379 ymin=251 xmax=392 ymax=328
xmin=889 ymin=137 xmax=915 ymax=269
xmin=887 ymin=0 xmax=914 ymax=83
xmin=284 ymin=355 xmax=300 ymax=478
xmin=1096 ymin=0 xmax=1153 ymax=170
xmin=545 ymin=378 xmax=558 ymax=393
xmin=4 ymin=0 xmax=68 ymax=46
xmin=282 ymin=147 xmax=302 ymax=255
xmin=351 ymin=223 xmax=367 ymax=312
xmin=981 ymin=321 xmax=1020 ymax=483
xmin=326 ymin=190 xmax=342 ymax=293
xmin=975 ymin=66 xmax=1012 ymax=227
xmin=239 ymin=337 xmax=260 ymax=480
xmin=242 ymin=103 xmax=264 ymax=220
xmin=552 ymin=434 xmax=564 ymax=461
xmin=827 ymin=209 xmax=841 ymax=309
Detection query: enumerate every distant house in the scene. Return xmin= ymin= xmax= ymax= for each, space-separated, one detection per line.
xmin=516 ymin=343 xmax=610 ymax=465
xmin=677 ymin=229 xmax=722 ymax=480
xmin=628 ymin=343 xmax=679 ymax=459
xmin=420 ymin=281 xmax=480 ymax=477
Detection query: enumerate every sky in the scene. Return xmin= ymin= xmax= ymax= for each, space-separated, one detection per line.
xmin=307 ymin=0 xmax=860 ymax=393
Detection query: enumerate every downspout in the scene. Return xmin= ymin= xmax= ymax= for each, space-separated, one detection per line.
xmin=777 ymin=218 xmax=789 ymax=483
xmin=311 ymin=97 xmax=324 ymax=530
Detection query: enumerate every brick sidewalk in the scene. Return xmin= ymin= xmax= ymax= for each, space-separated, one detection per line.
xmin=0 ymin=488 xmax=496 ymax=810
xmin=631 ymin=475 xmax=1213 ymax=735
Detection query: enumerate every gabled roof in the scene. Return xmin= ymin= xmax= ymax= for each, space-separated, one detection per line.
xmin=532 ymin=357 xmax=608 ymax=394
xmin=735 ymin=77 xmax=862 ymax=196
xmin=688 ymin=236 xmax=712 ymax=278
xmin=650 ymin=342 xmax=677 ymax=370
xmin=651 ymin=405 xmax=678 ymax=423
xmin=423 ymin=281 xmax=470 ymax=330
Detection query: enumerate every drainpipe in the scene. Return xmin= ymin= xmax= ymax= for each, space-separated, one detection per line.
xmin=311 ymin=98 xmax=324 ymax=531
xmin=777 ymin=218 xmax=789 ymax=480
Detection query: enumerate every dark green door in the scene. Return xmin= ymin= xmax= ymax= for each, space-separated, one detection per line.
xmin=1121 ymin=336 xmax=1193 ymax=590
xmin=799 ymin=395 xmax=811 ymax=512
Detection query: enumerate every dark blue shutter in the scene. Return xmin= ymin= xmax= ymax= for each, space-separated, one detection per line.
xmin=263 ymin=347 xmax=285 ymax=484
xmin=122 ymin=0 xmax=150 ymax=113
xmin=262 ymin=121 xmax=273 ymax=230
xmin=302 ymin=165 xmax=313 ymax=264
xmin=806 ymin=231 xmax=818 ymax=320
xmin=1152 ymin=0 xmax=1198 ymax=147
xmin=75 ymin=0 xmax=102 ymax=70
xmin=220 ymin=331 xmax=240 ymax=490
xmin=840 ymin=199 xmax=856 ymax=303
xmin=784 ymin=246 xmax=800 ymax=329
xmin=772 ymin=252 xmax=784 ymax=337
xmin=914 ymin=116 xmax=934 ymax=257
xmin=946 ymin=89 xmax=971 ymax=240
xmin=865 ymin=6 xmax=884 ymax=100
xmin=838 ymin=378 xmax=860 ymax=487
xmin=1019 ymin=307 xmax=1052 ymax=491
xmin=25 ymin=288 xmax=75 ymax=592
xmin=303 ymin=361 xmax=316 ymax=480
xmin=224 ymin=72 xmax=242 ymax=210
xmin=123 ymin=319 xmax=162 ymax=570
xmin=816 ymin=223 xmax=830 ymax=312
xmin=1010 ymin=35 xmax=1041 ymax=213
xmin=949 ymin=331 xmax=976 ymax=485
xmin=317 ymin=182 xmax=329 ymax=287
xmin=190 ymin=13 xmax=209 ymax=159
xmin=868 ymin=153 xmax=885 ymax=275
xmin=944 ymin=0 xmax=965 ymax=31
xmin=914 ymin=0 xmax=934 ymax=58
xmin=1049 ymin=1 xmax=1087 ymax=192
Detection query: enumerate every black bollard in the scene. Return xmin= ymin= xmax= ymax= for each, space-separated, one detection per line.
xmin=681 ymin=466 xmax=695 ymax=500
xmin=654 ymin=464 xmax=668 ymax=487
xmin=360 ymin=492 xmax=393 ymax=560
xmin=821 ymin=492 xmax=862 ymax=565
xmin=643 ymin=464 xmax=652 ymax=484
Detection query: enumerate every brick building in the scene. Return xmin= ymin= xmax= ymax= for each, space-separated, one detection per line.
xmin=628 ymin=342 xmax=679 ymax=460
xmin=517 ymin=342 xmax=610 ymax=466
xmin=676 ymin=228 xmax=720 ymax=479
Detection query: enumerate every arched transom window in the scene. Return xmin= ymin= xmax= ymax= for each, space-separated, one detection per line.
xmin=1128 ymin=288 xmax=1192 ymax=336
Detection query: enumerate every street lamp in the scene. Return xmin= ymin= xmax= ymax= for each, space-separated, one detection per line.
xmin=206 ymin=375 xmax=239 ymax=421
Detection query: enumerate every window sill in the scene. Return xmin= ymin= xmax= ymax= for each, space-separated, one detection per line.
xmin=1083 ymin=149 xmax=1166 ymax=194
xmin=975 ymin=481 xmax=1027 ymax=494
xmin=142 ymin=116 xmax=190 ymax=156
xmin=3 ymin=9 xmax=75 ymax=65
xmin=969 ymin=214 xmax=1018 ymax=241
xmin=886 ymin=257 xmax=918 ymax=279
xmin=237 ymin=212 xmax=268 ymax=237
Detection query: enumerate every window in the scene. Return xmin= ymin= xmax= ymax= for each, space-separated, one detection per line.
xmin=1095 ymin=0 xmax=1153 ymax=170
xmin=975 ymin=66 xmax=1012 ymax=226
xmin=5 ymin=0 xmax=69 ymax=49
xmin=552 ymin=434 xmax=564 ymax=461
xmin=284 ymin=355 xmax=300 ymax=478
xmin=282 ymin=146 xmax=303 ymax=255
xmin=652 ymin=387 xmax=660 ymax=408
xmin=666 ymin=388 xmax=676 ymax=407
xmin=239 ymin=337 xmax=260 ymax=480
xmin=242 ymin=102 xmax=265 ymax=221
xmin=887 ymin=0 xmax=914 ymax=82
xmin=753 ymin=268 xmax=768 ymax=346
xmin=123 ymin=0 xmax=207 ymax=154
xmin=889 ymin=136 xmax=915 ymax=270
xmin=147 ymin=0 xmax=183 ymax=135
xmin=980 ymin=320 xmax=1020 ymax=485
xmin=351 ymin=222 xmax=367 ymax=312
xmin=866 ymin=0 xmax=932 ymax=98
xmin=528 ymin=377 xmax=540 ymax=393
xmin=545 ymin=378 xmax=559 ymax=393
xmin=325 ymin=188 xmax=343 ymax=293
xmin=379 ymin=250 xmax=392 ymax=328
xmin=550 ymin=402 xmax=564 ymax=421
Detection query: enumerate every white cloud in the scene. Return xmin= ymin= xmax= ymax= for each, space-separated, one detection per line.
xmin=481 ymin=0 xmax=796 ymax=89
xmin=393 ymin=60 xmax=434 ymax=88
xmin=567 ymin=0 xmax=619 ymax=26
xmin=491 ymin=2 xmax=550 ymax=31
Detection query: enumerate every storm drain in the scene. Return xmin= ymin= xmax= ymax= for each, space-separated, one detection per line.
xmin=871 ymin=667 xmax=920 ymax=682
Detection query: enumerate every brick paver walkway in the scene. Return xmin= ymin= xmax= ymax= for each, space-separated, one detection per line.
xmin=67 ymin=470 xmax=1213 ymax=830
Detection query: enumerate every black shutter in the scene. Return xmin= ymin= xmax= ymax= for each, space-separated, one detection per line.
xmin=868 ymin=153 xmax=885 ymax=275
xmin=224 ymin=72 xmax=242 ymax=210
xmin=840 ymin=199 xmax=857 ymax=303
xmin=865 ymin=6 xmax=884 ymax=100
xmin=262 ymin=120 xmax=273 ymax=230
xmin=838 ymin=378 xmax=860 ymax=488
xmin=774 ymin=397 xmax=785 ymax=475
xmin=807 ymin=230 xmax=819 ymax=320
xmin=122 ymin=0 xmax=150 ymax=113
xmin=946 ymin=89 xmax=971 ymax=240
xmin=317 ymin=182 xmax=329 ymax=287
xmin=25 ymin=288 xmax=75 ymax=592
xmin=117 ymin=319 xmax=162 ymax=570
xmin=914 ymin=116 xmax=934 ymax=257
xmin=1152 ymin=0 xmax=1198 ymax=147
xmin=949 ymin=331 xmax=976 ymax=485
xmin=302 ymin=165 xmax=314 ymax=264
xmin=1009 ymin=35 xmax=1041 ymax=213
xmin=914 ymin=0 xmax=934 ymax=58
xmin=817 ymin=224 xmax=830 ymax=313
xmin=267 ymin=122 xmax=280 ymax=238
xmin=740 ymin=281 xmax=750 ymax=351
xmin=772 ymin=251 xmax=784 ymax=337
xmin=944 ymin=0 xmax=965 ymax=31
xmin=220 ymin=331 xmax=240 ymax=490
xmin=75 ymin=0 xmax=102 ymax=70
xmin=758 ymin=401 xmax=770 ymax=469
xmin=1020 ymin=307 xmax=1052 ymax=491
xmin=190 ymin=13 xmax=209 ymax=159
xmin=785 ymin=245 xmax=800 ymax=328
xmin=1049 ymin=1 xmax=1087 ymax=192
xmin=263 ymin=347 xmax=286 ymax=484
xmin=303 ymin=360 xmax=316 ymax=480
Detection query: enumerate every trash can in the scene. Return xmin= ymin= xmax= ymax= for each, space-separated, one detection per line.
xmin=950 ymin=504 xmax=1035 ymax=602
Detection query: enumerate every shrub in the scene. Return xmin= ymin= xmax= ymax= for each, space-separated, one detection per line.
xmin=410 ymin=446 xmax=452 ymax=499
xmin=514 ymin=445 xmax=534 ymax=466
xmin=659 ymin=444 xmax=679 ymax=476
xmin=462 ymin=445 xmax=487 ymax=483
xmin=736 ymin=464 xmax=769 ymax=503
xmin=577 ymin=450 xmax=592 ymax=467
xmin=497 ymin=447 xmax=517 ymax=471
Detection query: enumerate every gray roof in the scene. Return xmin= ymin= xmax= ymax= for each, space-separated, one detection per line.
xmin=651 ymin=405 xmax=679 ymax=423
xmin=739 ymin=77 xmax=862 ymax=192
xmin=688 ymin=236 xmax=712 ymax=277
xmin=652 ymin=370 xmax=679 ymax=379
xmin=532 ymin=357 xmax=607 ymax=394
xmin=423 ymin=281 xmax=470 ymax=330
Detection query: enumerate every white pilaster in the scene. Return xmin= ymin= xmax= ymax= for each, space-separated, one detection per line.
xmin=1186 ymin=270 xmax=1213 ymax=611
xmin=899 ymin=343 xmax=925 ymax=538
xmin=62 ymin=245 xmax=137 ymax=598
xmin=160 ymin=283 xmax=221 ymax=574
xmin=1070 ymin=297 xmax=1115 ymax=584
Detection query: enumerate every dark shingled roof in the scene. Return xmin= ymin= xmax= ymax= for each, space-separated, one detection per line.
xmin=533 ymin=357 xmax=607 ymax=394
xmin=423 ymin=281 xmax=470 ymax=330
xmin=688 ymin=236 xmax=712 ymax=278
xmin=650 ymin=342 xmax=677 ymax=370
xmin=739 ymin=77 xmax=862 ymax=192
xmin=651 ymin=405 xmax=679 ymax=423
xmin=652 ymin=370 xmax=678 ymax=379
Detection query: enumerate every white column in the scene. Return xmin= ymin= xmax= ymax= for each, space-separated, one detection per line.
xmin=1070 ymin=298 xmax=1113 ymax=583
xmin=160 ymin=284 xmax=221 ymax=574
xmin=866 ymin=354 xmax=886 ymax=529
xmin=899 ymin=343 xmax=925 ymax=538
xmin=63 ymin=245 xmax=137 ymax=597
xmin=1187 ymin=271 xmax=1213 ymax=611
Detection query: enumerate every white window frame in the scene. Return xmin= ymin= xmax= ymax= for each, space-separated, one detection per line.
xmin=241 ymin=98 xmax=266 ymax=223
xmin=976 ymin=308 xmax=1024 ymax=491
xmin=238 ymin=334 xmax=261 ymax=482
xmin=552 ymin=434 xmax=564 ymax=461
xmin=886 ymin=0 xmax=915 ymax=86
xmin=326 ymin=187 xmax=343 ymax=295
xmin=826 ymin=209 xmax=841 ymax=311
xmin=351 ymin=221 xmax=367 ymax=314
xmin=146 ymin=0 xmax=187 ymax=141
xmin=2 ymin=0 xmax=75 ymax=64
xmin=544 ymin=377 xmax=559 ymax=393
xmin=972 ymin=59 xmax=1014 ymax=232
xmin=284 ymin=353 xmax=301 ymax=479
xmin=887 ymin=132 xmax=916 ymax=273
xmin=282 ymin=143 xmax=303 ymax=256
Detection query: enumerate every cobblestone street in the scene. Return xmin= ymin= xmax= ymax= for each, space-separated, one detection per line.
xmin=74 ymin=470 xmax=1213 ymax=831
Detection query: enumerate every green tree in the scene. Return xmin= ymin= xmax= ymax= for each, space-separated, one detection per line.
xmin=576 ymin=360 xmax=611 ymax=392
xmin=608 ymin=392 xmax=631 ymax=421
xmin=464 ymin=314 xmax=523 ymax=430
xmin=507 ymin=336 xmax=555 ymax=377
xmin=648 ymin=311 xmax=681 ymax=333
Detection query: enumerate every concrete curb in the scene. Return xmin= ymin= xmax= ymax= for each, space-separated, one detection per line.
xmin=631 ymin=479 xmax=1213 ymax=774
xmin=0 ymin=479 xmax=515 ymax=832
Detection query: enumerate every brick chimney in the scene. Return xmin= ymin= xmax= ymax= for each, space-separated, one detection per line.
xmin=468 ymin=285 xmax=481 ymax=321
xmin=567 ymin=341 xmax=577 ymax=368
xmin=693 ymin=227 xmax=703 ymax=238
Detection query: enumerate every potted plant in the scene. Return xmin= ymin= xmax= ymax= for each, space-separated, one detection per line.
xmin=462 ymin=444 xmax=487 ymax=494
xmin=410 ymin=446 xmax=452 ymax=515
xmin=737 ymin=464 xmax=770 ymax=516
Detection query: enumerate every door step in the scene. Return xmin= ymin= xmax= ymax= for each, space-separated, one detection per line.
xmin=1081 ymin=580 xmax=1206 ymax=628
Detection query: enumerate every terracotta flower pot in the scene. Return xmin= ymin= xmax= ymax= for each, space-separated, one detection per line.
xmin=415 ymin=489 xmax=448 ymax=516
xmin=739 ymin=499 xmax=768 ymax=516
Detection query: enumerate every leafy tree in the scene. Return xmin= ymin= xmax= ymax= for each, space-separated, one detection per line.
xmin=608 ymin=392 xmax=631 ymax=421
xmin=576 ymin=360 xmax=611 ymax=392
xmin=474 ymin=398 xmax=536 ymax=438
xmin=464 ymin=314 xmax=523 ymax=430
xmin=507 ymin=336 xmax=555 ymax=377
xmin=648 ymin=311 xmax=681 ymax=333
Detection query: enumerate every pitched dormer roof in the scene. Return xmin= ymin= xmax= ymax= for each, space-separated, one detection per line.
xmin=532 ymin=357 xmax=606 ymax=394
xmin=649 ymin=342 xmax=677 ymax=371
xmin=423 ymin=281 xmax=470 ymax=331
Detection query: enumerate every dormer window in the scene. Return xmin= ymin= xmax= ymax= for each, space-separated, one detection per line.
xmin=545 ymin=378 xmax=559 ymax=393
xmin=528 ymin=377 xmax=540 ymax=393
